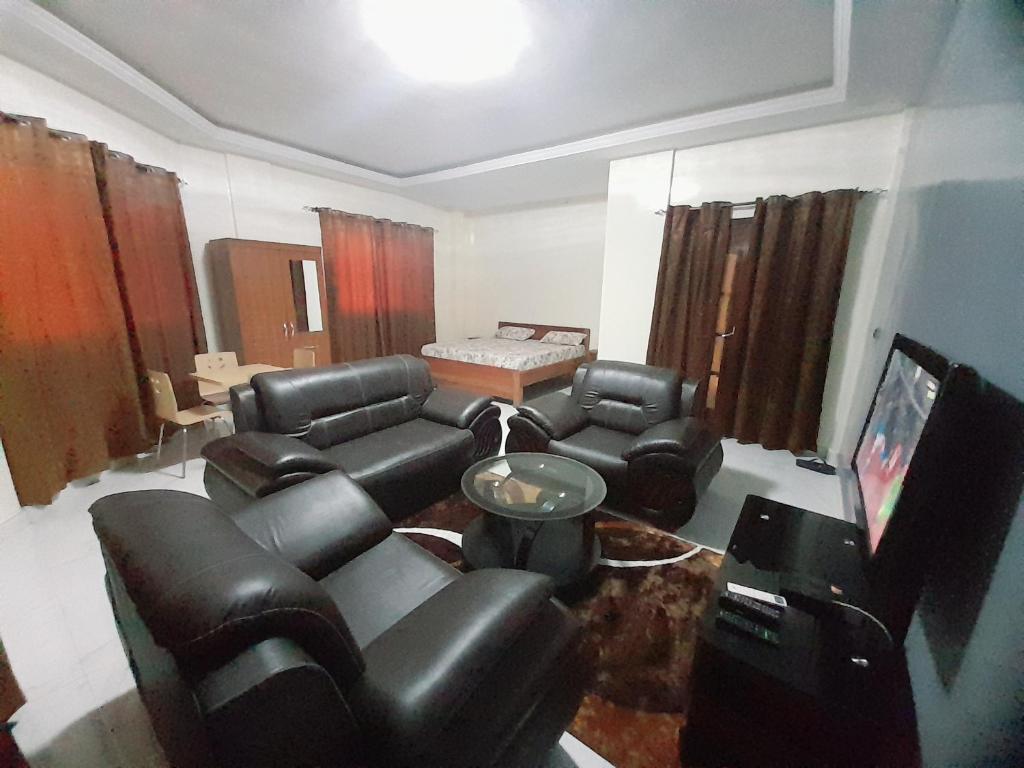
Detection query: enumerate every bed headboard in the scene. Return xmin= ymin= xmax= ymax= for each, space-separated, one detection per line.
xmin=498 ymin=321 xmax=592 ymax=351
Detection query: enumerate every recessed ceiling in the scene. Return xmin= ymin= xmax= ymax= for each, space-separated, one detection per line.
xmin=32 ymin=0 xmax=833 ymax=176
xmin=3 ymin=0 xmax=955 ymax=211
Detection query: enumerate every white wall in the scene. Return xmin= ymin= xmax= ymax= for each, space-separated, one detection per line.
xmin=596 ymin=151 xmax=675 ymax=362
xmin=597 ymin=115 xmax=908 ymax=458
xmin=870 ymin=4 xmax=1024 ymax=763
xmin=0 ymin=54 xmax=465 ymax=353
xmin=462 ymin=200 xmax=607 ymax=346
xmin=0 ymin=53 xmax=467 ymax=514
xmin=669 ymin=114 xmax=905 ymax=205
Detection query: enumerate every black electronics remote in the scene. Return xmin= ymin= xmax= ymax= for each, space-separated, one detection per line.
xmin=796 ymin=458 xmax=837 ymax=475
xmin=716 ymin=609 xmax=780 ymax=646
xmin=720 ymin=590 xmax=784 ymax=625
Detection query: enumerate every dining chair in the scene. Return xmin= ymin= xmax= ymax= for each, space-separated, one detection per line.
xmin=148 ymin=370 xmax=227 ymax=478
xmin=193 ymin=351 xmax=238 ymax=405
xmin=293 ymin=347 xmax=316 ymax=369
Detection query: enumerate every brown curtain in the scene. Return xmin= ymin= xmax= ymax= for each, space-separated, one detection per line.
xmin=728 ymin=190 xmax=860 ymax=452
xmin=91 ymin=144 xmax=207 ymax=433
xmin=646 ymin=202 xmax=732 ymax=410
xmin=318 ymin=210 xmax=435 ymax=362
xmin=0 ymin=116 xmax=147 ymax=505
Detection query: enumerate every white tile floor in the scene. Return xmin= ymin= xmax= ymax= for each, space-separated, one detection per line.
xmin=1 ymin=408 xmax=841 ymax=767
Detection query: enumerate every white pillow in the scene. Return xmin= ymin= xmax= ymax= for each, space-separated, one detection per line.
xmin=495 ymin=326 xmax=536 ymax=341
xmin=539 ymin=330 xmax=586 ymax=346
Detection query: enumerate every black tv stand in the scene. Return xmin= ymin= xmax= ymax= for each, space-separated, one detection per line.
xmin=680 ymin=495 xmax=918 ymax=767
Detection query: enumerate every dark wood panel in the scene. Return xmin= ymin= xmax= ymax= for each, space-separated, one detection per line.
xmin=207 ymin=238 xmax=333 ymax=367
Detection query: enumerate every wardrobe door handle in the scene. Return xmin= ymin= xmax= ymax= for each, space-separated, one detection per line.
xmin=282 ymin=322 xmax=288 ymax=336
xmin=289 ymin=321 xmax=296 ymax=337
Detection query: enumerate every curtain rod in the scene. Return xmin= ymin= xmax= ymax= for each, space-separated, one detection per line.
xmin=654 ymin=188 xmax=886 ymax=216
xmin=303 ymin=206 xmax=435 ymax=231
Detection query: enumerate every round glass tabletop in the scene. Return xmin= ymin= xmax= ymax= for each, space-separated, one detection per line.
xmin=461 ymin=452 xmax=607 ymax=521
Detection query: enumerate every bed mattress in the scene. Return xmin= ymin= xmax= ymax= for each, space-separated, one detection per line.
xmin=421 ymin=338 xmax=585 ymax=371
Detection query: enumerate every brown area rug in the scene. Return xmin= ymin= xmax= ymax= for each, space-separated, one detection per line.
xmin=400 ymin=493 xmax=722 ymax=768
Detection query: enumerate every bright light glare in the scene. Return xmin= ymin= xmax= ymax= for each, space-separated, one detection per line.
xmin=363 ymin=0 xmax=528 ymax=83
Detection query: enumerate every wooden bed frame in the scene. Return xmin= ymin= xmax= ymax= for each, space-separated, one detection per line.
xmin=424 ymin=321 xmax=596 ymax=405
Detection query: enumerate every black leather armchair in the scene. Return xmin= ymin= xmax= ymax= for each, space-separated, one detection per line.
xmin=507 ymin=361 xmax=724 ymax=529
xmin=202 ymin=355 xmax=502 ymax=520
xmin=91 ymin=472 xmax=585 ymax=768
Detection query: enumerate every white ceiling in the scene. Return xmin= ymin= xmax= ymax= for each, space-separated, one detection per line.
xmin=3 ymin=0 xmax=955 ymax=212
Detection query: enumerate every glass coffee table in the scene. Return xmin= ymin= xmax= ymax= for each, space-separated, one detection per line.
xmin=461 ymin=452 xmax=607 ymax=588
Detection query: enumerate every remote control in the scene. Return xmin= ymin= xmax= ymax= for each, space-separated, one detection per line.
xmin=716 ymin=609 xmax=780 ymax=646
xmin=726 ymin=582 xmax=788 ymax=607
xmin=720 ymin=590 xmax=784 ymax=625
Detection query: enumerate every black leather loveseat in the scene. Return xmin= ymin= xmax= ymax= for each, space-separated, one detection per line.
xmin=202 ymin=355 xmax=501 ymax=519
xmin=91 ymin=472 xmax=585 ymax=768
xmin=507 ymin=360 xmax=724 ymax=529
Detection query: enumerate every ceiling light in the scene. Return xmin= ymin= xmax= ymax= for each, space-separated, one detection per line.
xmin=363 ymin=0 xmax=528 ymax=83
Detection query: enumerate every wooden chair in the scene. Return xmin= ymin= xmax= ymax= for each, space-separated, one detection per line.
xmin=194 ymin=351 xmax=238 ymax=405
xmin=293 ymin=347 xmax=316 ymax=368
xmin=148 ymin=370 xmax=227 ymax=478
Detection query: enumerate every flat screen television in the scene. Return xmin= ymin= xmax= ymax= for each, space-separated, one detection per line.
xmin=847 ymin=333 xmax=972 ymax=642
xmin=853 ymin=337 xmax=946 ymax=553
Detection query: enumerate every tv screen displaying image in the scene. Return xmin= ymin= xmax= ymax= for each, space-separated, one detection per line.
xmin=855 ymin=347 xmax=941 ymax=552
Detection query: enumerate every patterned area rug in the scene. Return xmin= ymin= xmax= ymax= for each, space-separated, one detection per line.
xmin=400 ymin=494 xmax=723 ymax=768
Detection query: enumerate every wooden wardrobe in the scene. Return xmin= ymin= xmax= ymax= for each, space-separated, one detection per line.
xmin=208 ymin=239 xmax=332 ymax=368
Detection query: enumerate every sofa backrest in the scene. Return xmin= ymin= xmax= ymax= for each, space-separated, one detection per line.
xmin=573 ymin=360 xmax=680 ymax=434
xmin=92 ymin=490 xmax=366 ymax=688
xmin=251 ymin=354 xmax=434 ymax=449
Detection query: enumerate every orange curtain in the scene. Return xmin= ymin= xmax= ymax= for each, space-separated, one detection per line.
xmin=0 ymin=116 xmax=147 ymax=505
xmin=318 ymin=210 xmax=435 ymax=362
xmin=0 ymin=636 xmax=23 ymax=724
xmin=92 ymin=144 xmax=207 ymax=433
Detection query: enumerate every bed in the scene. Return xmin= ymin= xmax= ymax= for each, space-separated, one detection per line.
xmin=422 ymin=321 xmax=594 ymax=405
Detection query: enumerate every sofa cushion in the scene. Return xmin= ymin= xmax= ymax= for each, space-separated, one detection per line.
xmin=576 ymin=361 xmax=680 ymax=435
xmin=251 ymin=355 xmax=433 ymax=447
xmin=321 ymin=534 xmax=460 ymax=649
xmin=548 ymin=425 xmax=632 ymax=486
xmin=323 ymin=418 xmax=473 ymax=491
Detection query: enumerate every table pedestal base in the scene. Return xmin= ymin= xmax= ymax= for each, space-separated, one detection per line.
xmin=463 ymin=511 xmax=601 ymax=588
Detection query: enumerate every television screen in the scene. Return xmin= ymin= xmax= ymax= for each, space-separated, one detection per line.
xmin=855 ymin=347 xmax=941 ymax=552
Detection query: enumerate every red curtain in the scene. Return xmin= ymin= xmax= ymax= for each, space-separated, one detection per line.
xmin=92 ymin=144 xmax=207 ymax=432
xmin=646 ymin=202 xmax=732 ymax=410
xmin=0 ymin=116 xmax=147 ymax=505
xmin=318 ymin=210 xmax=435 ymax=362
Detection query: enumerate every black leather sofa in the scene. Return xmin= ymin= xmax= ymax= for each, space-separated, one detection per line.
xmin=507 ymin=361 xmax=724 ymax=529
xmin=202 ymin=355 xmax=501 ymax=519
xmin=91 ymin=472 xmax=585 ymax=768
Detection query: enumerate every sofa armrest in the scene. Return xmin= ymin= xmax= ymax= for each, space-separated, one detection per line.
xmin=623 ymin=418 xmax=705 ymax=461
xmin=352 ymin=570 xmax=563 ymax=764
xmin=196 ymin=637 xmax=360 ymax=768
xmin=202 ymin=433 xmax=337 ymax=499
xmin=230 ymin=432 xmax=337 ymax=475
xmin=517 ymin=392 xmax=588 ymax=440
xmin=421 ymin=388 xmax=493 ymax=430
xmin=232 ymin=471 xmax=392 ymax=580
xmin=680 ymin=379 xmax=701 ymax=418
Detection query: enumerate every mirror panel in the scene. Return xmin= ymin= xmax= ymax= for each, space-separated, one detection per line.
xmin=289 ymin=259 xmax=324 ymax=333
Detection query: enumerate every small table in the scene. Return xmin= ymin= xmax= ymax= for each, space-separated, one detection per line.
xmin=461 ymin=453 xmax=607 ymax=588
xmin=189 ymin=364 xmax=289 ymax=389
xmin=681 ymin=496 xmax=916 ymax=766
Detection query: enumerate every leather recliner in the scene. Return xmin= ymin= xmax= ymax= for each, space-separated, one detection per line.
xmin=201 ymin=354 xmax=502 ymax=519
xmin=507 ymin=360 xmax=724 ymax=529
xmin=91 ymin=472 xmax=585 ymax=768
